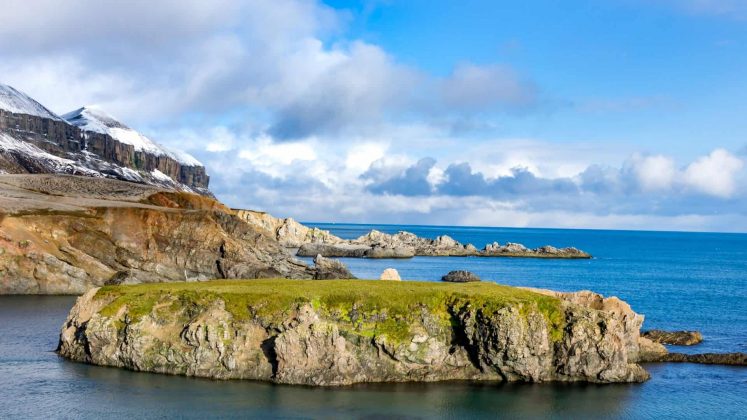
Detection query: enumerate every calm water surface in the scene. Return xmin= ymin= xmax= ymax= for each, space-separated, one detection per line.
xmin=2 ymin=225 xmax=747 ymax=419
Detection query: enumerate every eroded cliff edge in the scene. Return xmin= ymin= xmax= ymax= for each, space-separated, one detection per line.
xmin=0 ymin=175 xmax=344 ymax=294
xmin=57 ymin=280 xmax=650 ymax=385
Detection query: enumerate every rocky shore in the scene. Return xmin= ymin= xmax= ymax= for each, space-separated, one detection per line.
xmin=57 ymin=280 xmax=649 ymax=386
xmin=293 ymin=229 xmax=591 ymax=259
xmin=234 ymin=210 xmax=591 ymax=260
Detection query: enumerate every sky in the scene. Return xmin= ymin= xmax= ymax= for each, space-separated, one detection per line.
xmin=1 ymin=0 xmax=747 ymax=232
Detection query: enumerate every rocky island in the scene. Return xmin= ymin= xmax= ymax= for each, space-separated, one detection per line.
xmin=58 ymin=279 xmax=651 ymax=385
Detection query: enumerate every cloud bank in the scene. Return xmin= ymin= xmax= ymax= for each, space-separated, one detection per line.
xmin=1 ymin=0 xmax=745 ymax=231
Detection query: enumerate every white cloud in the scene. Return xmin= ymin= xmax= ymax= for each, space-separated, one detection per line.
xmin=629 ymin=154 xmax=677 ymax=191
xmin=683 ymin=149 xmax=744 ymax=197
xmin=1 ymin=0 xmax=745 ymax=232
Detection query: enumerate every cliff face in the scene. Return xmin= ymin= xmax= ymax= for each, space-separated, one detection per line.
xmin=57 ymin=280 xmax=649 ymax=385
xmin=0 ymin=109 xmax=209 ymax=193
xmin=0 ymin=175 xmax=347 ymax=294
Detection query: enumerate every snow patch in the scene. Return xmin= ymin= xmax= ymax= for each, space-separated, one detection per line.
xmin=0 ymin=84 xmax=63 ymax=121
xmin=0 ymin=132 xmax=100 ymax=176
xmin=62 ymin=106 xmax=203 ymax=167
xmin=150 ymin=169 xmax=175 ymax=183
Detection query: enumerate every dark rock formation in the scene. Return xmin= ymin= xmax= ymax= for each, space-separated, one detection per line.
xmin=441 ymin=270 xmax=481 ymax=283
xmin=312 ymin=255 xmax=355 ymax=279
xmin=57 ymin=282 xmax=650 ymax=386
xmin=642 ymin=330 xmax=703 ymax=346
xmin=654 ymin=352 xmax=747 ymax=366
xmin=297 ymin=243 xmax=369 ymax=258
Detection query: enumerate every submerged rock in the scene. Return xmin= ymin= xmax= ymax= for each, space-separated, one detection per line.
xmin=57 ymin=281 xmax=650 ymax=386
xmin=642 ymin=330 xmax=703 ymax=346
xmin=441 ymin=270 xmax=481 ymax=283
xmin=379 ymin=268 xmax=401 ymax=281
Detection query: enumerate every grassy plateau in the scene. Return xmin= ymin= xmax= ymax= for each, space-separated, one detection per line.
xmin=95 ymin=279 xmax=567 ymax=343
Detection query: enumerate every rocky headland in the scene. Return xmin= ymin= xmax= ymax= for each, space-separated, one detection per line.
xmin=58 ymin=280 xmax=650 ymax=386
xmin=0 ymin=175 xmax=346 ymax=294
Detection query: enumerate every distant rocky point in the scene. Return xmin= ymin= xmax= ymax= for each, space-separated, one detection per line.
xmin=239 ymin=211 xmax=593 ymax=260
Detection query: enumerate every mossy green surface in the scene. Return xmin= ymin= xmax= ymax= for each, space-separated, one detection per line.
xmin=95 ymin=279 xmax=566 ymax=343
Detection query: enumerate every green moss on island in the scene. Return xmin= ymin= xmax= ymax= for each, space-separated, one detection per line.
xmin=95 ymin=279 xmax=566 ymax=344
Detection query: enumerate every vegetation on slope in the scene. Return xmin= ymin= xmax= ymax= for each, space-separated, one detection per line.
xmin=96 ymin=279 xmax=566 ymax=343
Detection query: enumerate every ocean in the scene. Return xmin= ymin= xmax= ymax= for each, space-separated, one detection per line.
xmin=2 ymin=225 xmax=746 ymax=419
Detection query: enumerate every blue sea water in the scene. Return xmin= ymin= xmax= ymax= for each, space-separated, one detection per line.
xmin=2 ymin=225 xmax=747 ymax=419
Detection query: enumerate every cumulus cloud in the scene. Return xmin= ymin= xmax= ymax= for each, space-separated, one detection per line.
xmin=627 ymin=154 xmax=677 ymax=191
xmin=683 ymin=149 xmax=744 ymax=197
xmin=354 ymin=148 xmax=746 ymax=219
xmin=364 ymin=157 xmax=437 ymax=196
xmin=0 ymin=0 xmax=537 ymax=140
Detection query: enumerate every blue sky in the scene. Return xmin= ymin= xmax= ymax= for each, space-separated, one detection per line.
xmin=1 ymin=0 xmax=746 ymax=231
xmin=328 ymin=0 xmax=747 ymax=159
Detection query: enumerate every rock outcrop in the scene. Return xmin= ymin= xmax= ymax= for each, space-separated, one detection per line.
xmin=312 ymin=255 xmax=355 ymax=280
xmin=642 ymin=330 xmax=703 ymax=346
xmin=232 ymin=209 xmax=591 ymax=260
xmin=58 ymin=280 xmax=650 ymax=386
xmin=0 ymin=175 xmax=350 ymax=294
xmin=295 ymin=229 xmax=591 ymax=260
xmin=234 ymin=210 xmax=342 ymax=248
xmin=652 ymin=352 xmax=747 ymax=366
xmin=520 ymin=288 xmax=648 ymax=362
xmin=441 ymin=270 xmax=481 ymax=283
xmin=296 ymin=243 xmax=369 ymax=258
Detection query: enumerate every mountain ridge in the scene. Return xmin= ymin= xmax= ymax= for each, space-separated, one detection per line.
xmin=0 ymin=83 xmax=209 ymax=194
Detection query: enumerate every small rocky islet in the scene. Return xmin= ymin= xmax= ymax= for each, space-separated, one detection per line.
xmin=58 ymin=279 xmax=653 ymax=386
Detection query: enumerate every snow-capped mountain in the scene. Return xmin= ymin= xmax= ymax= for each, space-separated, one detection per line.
xmin=0 ymin=83 xmax=210 ymax=194
xmin=63 ymin=107 xmax=202 ymax=167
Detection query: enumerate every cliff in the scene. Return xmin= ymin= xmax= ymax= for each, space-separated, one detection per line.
xmin=0 ymin=175 xmax=344 ymax=294
xmin=57 ymin=279 xmax=649 ymax=385
xmin=0 ymin=84 xmax=209 ymax=194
